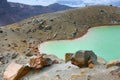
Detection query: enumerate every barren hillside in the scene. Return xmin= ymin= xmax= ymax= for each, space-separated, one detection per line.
xmin=0 ymin=5 xmax=120 ymax=80
xmin=0 ymin=5 xmax=120 ymax=55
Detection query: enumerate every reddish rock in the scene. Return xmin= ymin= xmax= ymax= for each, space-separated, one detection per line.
xmin=3 ymin=62 xmax=30 ymax=80
xmin=29 ymin=56 xmax=53 ymax=69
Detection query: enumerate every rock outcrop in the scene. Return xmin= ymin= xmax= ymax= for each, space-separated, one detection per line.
xmin=0 ymin=0 xmax=8 ymax=8
xmin=106 ymin=59 xmax=120 ymax=68
xmin=29 ymin=56 xmax=53 ymax=69
xmin=3 ymin=62 xmax=30 ymax=80
xmin=71 ymin=50 xmax=97 ymax=68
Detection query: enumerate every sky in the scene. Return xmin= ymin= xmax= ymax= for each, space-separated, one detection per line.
xmin=7 ymin=0 xmax=120 ymax=7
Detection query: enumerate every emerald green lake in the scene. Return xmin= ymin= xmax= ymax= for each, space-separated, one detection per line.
xmin=39 ymin=26 xmax=120 ymax=61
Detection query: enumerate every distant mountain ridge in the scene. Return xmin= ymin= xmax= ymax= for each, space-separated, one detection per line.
xmin=57 ymin=0 xmax=120 ymax=7
xmin=0 ymin=0 xmax=72 ymax=26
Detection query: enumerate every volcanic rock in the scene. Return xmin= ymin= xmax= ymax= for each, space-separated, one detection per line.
xmin=106 ymin=59 xmax=120 ymax=68
xmin=111 ymin=68 xmax=120 ymax=77
xmin=3 ymin=62 xmax=30 ymax=80
xmin=29 ymin=56 xmax=53 ymax=69
xmin=11 ymin=53 xmax=18 ymax=59
xmin=65 ymin=53 xmax=73 ymax=63
xmin=71 ymin=50 xmax=97 ymax=68
xmin=44 ymin=25 xmax=52 ymax=30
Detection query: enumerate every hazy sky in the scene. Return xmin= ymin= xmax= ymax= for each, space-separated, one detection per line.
xmin=7 ymin=0 xmax=120 ymax=7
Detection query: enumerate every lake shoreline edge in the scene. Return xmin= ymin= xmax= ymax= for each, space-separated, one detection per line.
xmin=39 ymin=24 xmax=120 ymax=45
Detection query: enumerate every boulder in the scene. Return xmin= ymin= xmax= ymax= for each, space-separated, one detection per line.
xmin=25 ymin=50 xmax=34 ymax=57
xmin=44 ymin=25 xmax=52 ymax=30
xmin=0 ymin=30 xmax=3 ymax=33
xmin=106 ymin=59 xmax=120 ymax=68
xmin=43 ymin=54 xmax=62 ymax=63
xmin=65 ymin=53 xmax=73 ymax=63
xmin=3 ymin=62 xmax=30 ymax=80
xmin=38 ymin=25 xmax=44 ymax=30
xmin=29 ymin=56 xmax=53 ymax=69
xmin=71 ymin=50 xmax=97 ymax=68
xmin=45 ymin=58 xmax=53 ymax=66
xmin=0 ymin=55 xmax=4 ymax=61
xmin=11 ymin=53 xmax=18 ymax=59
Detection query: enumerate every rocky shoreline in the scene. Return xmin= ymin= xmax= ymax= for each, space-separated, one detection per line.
xmin=1 ymin=50 xmax=120 ymax=80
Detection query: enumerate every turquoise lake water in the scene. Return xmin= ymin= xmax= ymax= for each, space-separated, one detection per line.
xmin=39 ymin=26 xmax=120 ymax=61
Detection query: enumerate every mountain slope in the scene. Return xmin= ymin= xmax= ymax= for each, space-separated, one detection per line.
xmin=0 ymin=0 xmax=72 ymax=26
xmin=0 ymin=5 xmax=120 ymax=54
xmin=0 ymin=5 xmax=120 ymax=79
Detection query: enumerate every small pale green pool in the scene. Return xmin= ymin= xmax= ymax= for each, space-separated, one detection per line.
xmin=39 ymin=25 xmax=120 ymax=61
